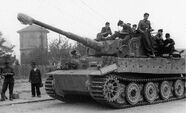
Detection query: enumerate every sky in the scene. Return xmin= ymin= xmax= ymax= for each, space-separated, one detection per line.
xmin=0 ymin=0 xmax=186 ymax=60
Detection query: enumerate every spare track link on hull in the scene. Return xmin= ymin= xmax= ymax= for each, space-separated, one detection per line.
xmin=89 ymin=74 xmax=186 ymax=108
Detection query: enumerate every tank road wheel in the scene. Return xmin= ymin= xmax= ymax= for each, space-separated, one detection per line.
xmin=174 ymin=80 xmax=184 ymax=98
xmin=144 ymin=82 xmax=157 ymax=103
xmin=126 ymin=83 xmax=141 ymax=105
xmin=160 ymin=81 xmax=171 ymax=100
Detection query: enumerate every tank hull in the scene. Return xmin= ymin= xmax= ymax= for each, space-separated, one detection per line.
xmin=45 ymin=57 xmax=186 ymax=108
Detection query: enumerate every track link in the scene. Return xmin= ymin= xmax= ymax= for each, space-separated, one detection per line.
xmin=45 ymin=75 xmax=69 ymax=102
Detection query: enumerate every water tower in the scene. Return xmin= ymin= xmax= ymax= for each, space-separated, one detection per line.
xmin=17 ymin=25 xmax=49 ymax=65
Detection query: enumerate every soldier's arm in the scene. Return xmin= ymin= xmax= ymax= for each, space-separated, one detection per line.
xmin=170 ymin=39 xmax=175 ymax=45
xmin=149 ymin=21 xmax=152 ymax=30
xmin=101 ymin=27 xmax=109 ymax=35
xmin=38 ymin=69 xmax=42 ymax=83
xmin=29 ymin=70 xmax=32 ymax=82
xmin=138 ymin=20 xmax=144 ymax=33
xmin=11 ymin=68 xmax=15 ymax=76
xmin=108 ymin=27 xmax=112 ymax=35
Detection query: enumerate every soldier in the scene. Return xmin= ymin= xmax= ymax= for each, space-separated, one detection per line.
xmin=96 ymin=22 xmax=112 ymax=41
xmin=109 ymin=20 xmax=132 ymax=42
xmin=154 ymin=29 xmax=164 ymax=56
xmin=132 ymin=24 xmax=137 ymax=34
xmin=163 ymin=33 xmax=175 ymax=55
xmin=138 ymin=13 xmax=155 ymax=57
xmin=29 ymin=62 xmax=42 ymax=97
xmin=127 ymin=23 xmax=131 ymax=28
xmin=1 ymin=61 xmax=15 ymax=101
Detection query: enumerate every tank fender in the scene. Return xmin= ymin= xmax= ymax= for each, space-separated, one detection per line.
xmin=90 ymin=63 xmax=118 ymax=75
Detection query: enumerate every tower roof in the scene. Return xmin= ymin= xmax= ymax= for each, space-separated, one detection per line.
xmin=17 ymin=25 xmax=49 ymax=33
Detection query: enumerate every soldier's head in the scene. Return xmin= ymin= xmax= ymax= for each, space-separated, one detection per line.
xmin=127 ymin=23 xmax=131 ymax=27
xmin=132 ymin=24 xmax=137 ymax=29
xmin=105 ymin=22 xmax=110 ymax=28
xmin=117 ymin=20 xmax=124 ymax=27
xmin=143 ymin=13 xmax=149 ymax=20
xmin=158 ymin=29 xmax=163 ymax=36
xmin=31 ymin=61 xmax=36 ymax=68
xmin=165 ymin=33 xmax=170 ymax=39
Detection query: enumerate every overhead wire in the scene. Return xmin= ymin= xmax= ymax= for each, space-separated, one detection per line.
xmin=77 ymin=0 xmax=106 ymax=22
xmin=44 ymin=0 xmax=97 ymax=29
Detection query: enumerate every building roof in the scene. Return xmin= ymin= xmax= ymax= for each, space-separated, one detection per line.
xmin=17 ymin=25 xmax=49 ymax=33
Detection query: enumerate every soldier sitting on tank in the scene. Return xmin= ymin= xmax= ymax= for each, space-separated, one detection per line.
xmin=152 ymin=29 xmax=164 ymax=56
xmin=96 ymin=22 xmax=112 ymax=41
xmin=108 ymin=20 xmax=132 ymax=44
xmin=163 ymin=33 xmax=175 ymax=56
xmin=137 ymin=13 xmax=155 ymax=57
xmin=132 ymin=24 xmax=137 ymax=34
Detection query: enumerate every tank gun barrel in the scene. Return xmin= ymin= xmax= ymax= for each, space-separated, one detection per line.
xmin=17 ymin=13 xmax=103 ymax=51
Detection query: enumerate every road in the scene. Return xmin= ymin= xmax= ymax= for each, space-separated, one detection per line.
xmin=0 ymin=99 xmax=185 ymax=113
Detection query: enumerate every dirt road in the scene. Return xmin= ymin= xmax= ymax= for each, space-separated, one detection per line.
xmin=0 ymin=99 xmax=185 ymax=113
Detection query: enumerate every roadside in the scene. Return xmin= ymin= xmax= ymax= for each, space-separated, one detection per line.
xmin=0 ymin=79 xmax=53 ymax=106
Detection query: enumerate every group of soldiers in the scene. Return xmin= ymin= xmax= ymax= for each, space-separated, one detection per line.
xmin=0 ymin=61 xmax=42 ymax=101
xmin=97 ymin=13 xmax=176 ymax=57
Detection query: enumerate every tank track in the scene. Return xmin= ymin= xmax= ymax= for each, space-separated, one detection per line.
xmin=89 ymin=74 xmax=186 ymax=108
xmin=45 ymin=75 xmax=70 ymax=102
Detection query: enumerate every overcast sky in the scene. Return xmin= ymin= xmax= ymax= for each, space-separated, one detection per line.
xmin=0 ymin=0 xmax=186 ymax=59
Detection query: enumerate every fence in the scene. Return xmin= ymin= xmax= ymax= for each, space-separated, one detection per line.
xmin=13 ymin=65 xmax=56 ymax=79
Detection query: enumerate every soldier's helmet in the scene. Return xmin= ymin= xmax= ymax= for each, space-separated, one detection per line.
xmin=69 ymin=49 xmax=81 ymax=58
xmin=117 ymin=20 xmax=124 ymax=26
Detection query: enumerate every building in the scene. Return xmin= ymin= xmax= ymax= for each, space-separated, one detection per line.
xmin=17 ymin=25 xmax=49 ymax=65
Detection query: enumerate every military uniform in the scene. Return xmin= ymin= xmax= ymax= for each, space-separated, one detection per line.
xmin=154 ymin=34 xmax=164 ymax=56
xmin=1 ymin=64 xmax=14 ymax=101
xmin=109 ymin=22 xmax=132 ymax=41
xmin=96 ymin=26 xmax=112 ymax=41
xmin=164 ymin=38 xmax=175 ymax=55
xmin=29 ymin=67 xmax=42 ymax=97
xmin=138 ymin=19 xmax=154 ymax=56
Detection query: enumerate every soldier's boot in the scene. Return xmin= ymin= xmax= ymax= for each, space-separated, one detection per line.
xmin=9 ymin=94 xmax=13 ymax=101
xmin=1 ymin=93 xmax=6 ymax=101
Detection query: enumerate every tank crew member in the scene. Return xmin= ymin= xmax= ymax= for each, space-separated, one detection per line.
xmin=70 ymin=49 xmax=81 ymax=59
xmin=29 ymin=62 xmax=42 ymax=97
xmin=138 ymin=13 xmax=155 ymax=57
xmin=163 ymin=33 xmax=175 ymax=55
xmin=1 ymin=61 xmax=15 ymax=101
xmin=132 ymin=24 xmax=137 ymax=34
xmin=96 ymin=22 xmax=112 ymax=41
xmin=154 ymin=29 xmax=164 ymax=56
xmin=109 ymin=20 xmax=132 ymax=42
xmin=127 ymin=23 xmax=131 ymax=28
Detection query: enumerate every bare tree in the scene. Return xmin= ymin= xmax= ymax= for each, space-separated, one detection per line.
xmin=48 ymin=35 xmax=72 ymax=65
xmin=0 ymin=31 xmax=15 ymax=65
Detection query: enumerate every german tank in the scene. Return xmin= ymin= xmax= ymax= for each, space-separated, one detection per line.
xmin=17 ymin=13 xmax=186 ymax=108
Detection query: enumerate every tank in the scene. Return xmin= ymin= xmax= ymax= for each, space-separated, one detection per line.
xmin=17 ymin=13 xmax=186 ymax=108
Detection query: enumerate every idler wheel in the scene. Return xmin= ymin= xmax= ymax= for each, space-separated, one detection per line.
xmin=160 ymin=81 xmax=171 ymax=100
xmin=144 ymin=82 xmax=157 ymax=103
xmin=174 ymin=80 xmax=184 ymax=97
xmin=126 ymin=83 xmax=140 ymax=105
